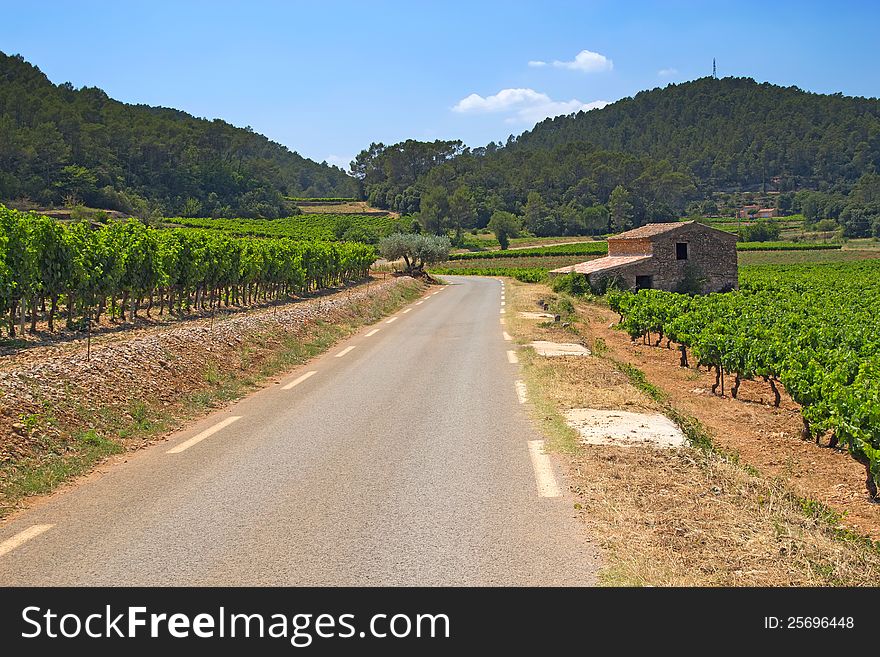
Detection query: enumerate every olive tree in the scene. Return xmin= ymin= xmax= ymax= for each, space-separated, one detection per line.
xmin=379 ymin=233 xmax=450 ymax=274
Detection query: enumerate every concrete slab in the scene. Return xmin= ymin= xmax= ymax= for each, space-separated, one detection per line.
xmin=563 ymin=408 xmax=685 ymax=448
xmin=529 ymin=341 xmax=591 ymax=357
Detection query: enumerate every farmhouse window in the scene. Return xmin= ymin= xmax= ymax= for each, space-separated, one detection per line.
xmin=675 ymin=242 xmax=689 ymax=260
xmin=635 ymin=275 xmax=653 ymax=290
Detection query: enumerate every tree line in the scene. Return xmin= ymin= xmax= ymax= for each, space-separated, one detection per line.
xmin=353 ymin=139 xmax=697 ymax=243
xmin=0 ymin=52 xmax=358 ymax=220
xmin=0 ymin=206 xmax=375 ymax=337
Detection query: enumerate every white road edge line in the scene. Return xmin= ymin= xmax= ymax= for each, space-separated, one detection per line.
xmin=386 ymin=316 xmax=399 ymax=324
xmin=500 ymin=318 xmax=506 ymax=325
xmin=501 ymin=301 xmax=506 ymax=306
xmin=515 ymin=380 xmax=528 ymax=404
xmin=507 ymin=350 xmax=519 ymax=364
xmin=402 ymin=308 xmax=412 ymax=314
xmin=0 ymin=524 xmax=54 ymax=558
xmin=500 ymin=309 xmax=506 ymax=314
xmin=365 ymin=328 xmax=381 ymax=337
xmin=167 ymin=416 xmax=242 ymax=454
xmin=415 ymin=300 xmax=424 ymax=305
xmin=335 ymin=345 xmax=357 ymax=358
xmin=503 ymin=331 xmax=513 ymax=341
xmin=528 ymin=440 xmax=563 ymax=498
xmin=282 ymin=370 xmax=317 ymax=390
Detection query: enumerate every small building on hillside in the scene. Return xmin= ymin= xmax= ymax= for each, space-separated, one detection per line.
xmin=737 ymin=205 xmax=777 ymax=219
xmin=550 ymin=222 xmax=738 ymax=294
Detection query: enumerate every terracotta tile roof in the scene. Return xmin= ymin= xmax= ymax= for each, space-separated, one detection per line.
xmin=550 ymin=255 xmax=652 ymax=275
xmin=609 ymin=221 xmax=738 ymax=241
xmin=608 ymin=222 xmax=692 ymax=239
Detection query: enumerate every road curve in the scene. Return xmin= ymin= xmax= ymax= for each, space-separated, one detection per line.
xmin=0 ymin=276 xmax=599 ymax=585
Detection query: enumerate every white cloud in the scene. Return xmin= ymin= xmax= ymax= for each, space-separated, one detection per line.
xmin=453 ymin=88 xmax=608 ymax=125
xmin=548 ymin=49 xmax=613 ymax=73
xmin=657 ymin=67 xmax=679 ymax=77
xmin=323 ymin=154 xmax=353 ymax=170
xmin=454 ymin=88 xmax=549 ymax=113
xmin=528 ymin=60 xmax=547 ymax=67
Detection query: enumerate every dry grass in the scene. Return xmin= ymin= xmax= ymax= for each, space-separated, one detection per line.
xmin=504 ymin=277 xmax=880 ymax=586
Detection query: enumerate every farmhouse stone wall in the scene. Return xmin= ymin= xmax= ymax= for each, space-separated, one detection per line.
xmin=589 ymin=223 xmax=738 ymax=294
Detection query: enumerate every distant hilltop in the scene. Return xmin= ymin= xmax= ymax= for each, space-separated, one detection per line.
xmin=0 ymin=51 xmax=358 ymax=219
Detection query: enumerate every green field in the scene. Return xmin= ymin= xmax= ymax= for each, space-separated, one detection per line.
xmin=448 ymin=242 xmax=608 ymax=260
xmin=435 ymin=255 xmax=593 ymax=273
xmin=738 ymin=248 xmax=880 ymax=266
xmin=167 ymin=214 xmax=402 ymax=242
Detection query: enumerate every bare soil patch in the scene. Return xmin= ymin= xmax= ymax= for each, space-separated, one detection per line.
xmin=529 ymin=341 xmax=591 ymax=357
xmin=564 ymin=409 xmax=685 ymax=448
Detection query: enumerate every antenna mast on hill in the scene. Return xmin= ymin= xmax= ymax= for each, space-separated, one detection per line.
xmin=712 ymin=58 xmax=717 ymax=79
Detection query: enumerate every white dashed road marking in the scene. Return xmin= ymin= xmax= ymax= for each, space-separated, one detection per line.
xmin=528 ymin=440 xmax=562 ymax=498
xmin=282 ymin=370 xmax=317 ymax=390
xmin=503 ymin=332 xmax=513 ymax=341
xmin=515 ymin=380 xmax=528 ymax=404
xmin=167 ymin=416 xmax=242 ymax=454
xmin=335 ymin=345 xmax=356 ymax=358
xmin=365 ymin=328 xmax=381 ymax=337
xmin=507 ymin=350 xmax=519 ymax=364
xmin=386 ymin=316 xmax=399 ymax=324
xmin=402 ymin=308 xmax=412 ymax=314
xmin=0 ymin=525 xmax=54 ymax=558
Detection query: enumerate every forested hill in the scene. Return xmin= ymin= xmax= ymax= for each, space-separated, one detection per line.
xmin=514 ymin=76 xmax=880 ymax=192
xmin=0 ymin=52 xmax=358 ymax=218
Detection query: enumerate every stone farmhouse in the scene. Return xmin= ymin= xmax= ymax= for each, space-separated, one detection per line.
xmin=551 ymin=222 xmax=739 ymax=294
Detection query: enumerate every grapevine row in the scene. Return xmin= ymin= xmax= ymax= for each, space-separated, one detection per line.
xmin=0 ymin=206 xmax=376 ymax=336
xmin=168 ymin=214 xmax=398 ymax=241
xmin=606 ymin=261 xmax=880 ymax=498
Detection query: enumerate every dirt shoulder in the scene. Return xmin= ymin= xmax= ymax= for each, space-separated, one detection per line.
xmin=504 ymin=278 xmax=880 ymax=586
xmin=0 ymin=276 xmax=424 ymax=517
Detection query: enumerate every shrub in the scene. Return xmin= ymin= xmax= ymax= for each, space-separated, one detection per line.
xmin=551 ymin=273 xmax=591 ymax=296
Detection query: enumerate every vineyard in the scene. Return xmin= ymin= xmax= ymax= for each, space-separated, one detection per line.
xmin=735 ymin=241 xmax=841 ymax=251
xmin=449 ymin=242 xmax=609 ymax=260
xmin=430 ymin=266 xmax=548 ymax=283
xmin=0 ymin=206 xmax=375 ymax=338
xmin=603 ymin=261 xmax=880 ymax=498
xmin=167 ymin=214 xmax=401 ymax=242
xmin=448 ymin=240 xmax=838 ymax=261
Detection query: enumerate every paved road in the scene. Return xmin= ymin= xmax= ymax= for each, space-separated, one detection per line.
xmin=0 ymin=276 xmax=598 ymax=585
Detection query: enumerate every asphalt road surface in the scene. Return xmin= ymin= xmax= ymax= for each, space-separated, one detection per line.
xmin=0 ymin=276 xmax=599 ymax=585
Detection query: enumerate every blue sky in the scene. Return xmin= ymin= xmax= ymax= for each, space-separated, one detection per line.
xmin=4 ymin=1 xmax=879 ymax=170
